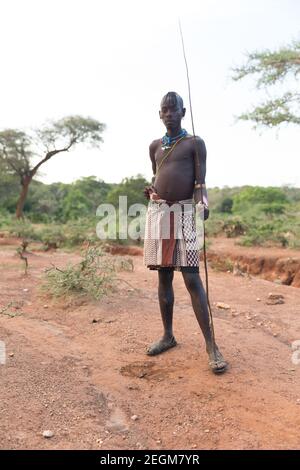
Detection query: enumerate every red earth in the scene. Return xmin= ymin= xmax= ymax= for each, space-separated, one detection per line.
xmin=0 ymin=237 xmax=300 ymax=450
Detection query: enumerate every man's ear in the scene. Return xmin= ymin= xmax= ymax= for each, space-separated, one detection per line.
xmin=159 ymin=110 xmax=162 ymax=119
xmin=182 ymin=107 xmax=186 ymax=118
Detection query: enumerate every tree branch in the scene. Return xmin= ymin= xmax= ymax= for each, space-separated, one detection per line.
xmin=30 ymin=139 xmax=76 ymax=176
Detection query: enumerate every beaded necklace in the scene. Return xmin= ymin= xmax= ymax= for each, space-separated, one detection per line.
xmin=161 ymin=128 xmax=187 ymax=150
xmin=156 ymin=135 xmax=187 ymax=175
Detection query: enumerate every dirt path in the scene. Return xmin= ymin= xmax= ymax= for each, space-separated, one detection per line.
xmin=0 ymin=240 xmax=300 ymax=450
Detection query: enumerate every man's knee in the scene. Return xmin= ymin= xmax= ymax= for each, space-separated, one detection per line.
xmin=159 ymin=292 xmax=173 ymax=306
xmin=158 ymin=269 xmax=174 ymax=286
xmin=182 ymin=272 xmax=200 ymax=292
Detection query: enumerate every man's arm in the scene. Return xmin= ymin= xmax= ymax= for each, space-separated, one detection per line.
xmin=149 ymin=140 xmax=157 ymax=181
xmin=193 ymin=137 xmax=209 ymax=220
xmin=143 ymin=140 xmax=158 ymax=199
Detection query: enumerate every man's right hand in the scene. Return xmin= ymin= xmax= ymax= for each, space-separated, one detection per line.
xmin=143 ymin=186 xmax=152 ymax=200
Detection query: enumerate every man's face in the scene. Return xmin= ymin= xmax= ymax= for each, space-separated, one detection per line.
xmin=159 ymin=98 xmax=186 ymax=130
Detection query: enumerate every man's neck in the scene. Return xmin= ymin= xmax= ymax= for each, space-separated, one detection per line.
xmin=166 ymin=126 xmax=182 ymax=138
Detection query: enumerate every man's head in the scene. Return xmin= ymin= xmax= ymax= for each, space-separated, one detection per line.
xmin=159 ymin=92 xmax=186 ymax=131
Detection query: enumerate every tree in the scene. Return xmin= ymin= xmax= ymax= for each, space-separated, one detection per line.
xmin=0 ymin=116 xmax=105 ymax=218
xmin=106 ymin=175 xmax=149 ymax=209
xmin=232 ymin=186 xmax=288 ymax=215
xmin=232 ymin=39 xmax=300 ymax=128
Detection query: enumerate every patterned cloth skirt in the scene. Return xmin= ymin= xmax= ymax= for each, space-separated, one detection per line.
xmin=143 ymin=197 xmax=201 ymax=272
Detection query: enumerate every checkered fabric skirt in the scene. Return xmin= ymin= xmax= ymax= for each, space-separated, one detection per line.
xmin=143 ymin=198 xmax=200 ymax=271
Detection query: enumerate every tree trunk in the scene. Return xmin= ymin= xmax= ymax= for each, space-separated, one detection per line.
xmin=16 ymin=176 xmax=32 ymax=219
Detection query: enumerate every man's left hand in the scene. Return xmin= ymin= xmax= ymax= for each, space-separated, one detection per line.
xmin=196 ymin=202 xmax=209 ymax=221
xmin=204 ymin=207 xmax=209 ymax=221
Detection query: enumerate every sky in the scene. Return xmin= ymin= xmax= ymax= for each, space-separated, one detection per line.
xmin=0 ymin=0 xmax=299 ymax=188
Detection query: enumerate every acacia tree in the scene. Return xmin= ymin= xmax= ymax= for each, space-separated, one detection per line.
xmin=0 ymin=116 xmax=105 ymax=218
xmin=232 ymin=39 xmax=300 ymax=128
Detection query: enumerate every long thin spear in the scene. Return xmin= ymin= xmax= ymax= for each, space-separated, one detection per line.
xmin=178 ymin=20 xmax=215 ymax=343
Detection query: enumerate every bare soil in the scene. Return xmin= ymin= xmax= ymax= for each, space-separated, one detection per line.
xmin=0 ymin=238 xmax=300 ymax=450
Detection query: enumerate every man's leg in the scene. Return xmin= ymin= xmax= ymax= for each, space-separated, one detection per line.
xmin=146 ymin=268 xmax=177 ymax=356
xmin=181 ymin=270 xmax=227 ymax=373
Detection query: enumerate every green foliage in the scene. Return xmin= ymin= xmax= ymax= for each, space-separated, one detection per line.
xmin=238 ymin=92 xmax=300 ymax=128
xmin=205 ymin=185 xmax=300 ymax=248
xmin=37 ymin=225 xmax=67 ymax=249
xmin=62 ymin=188 xmax=91 ymax=220
xmin=106 ymin=174 xmax=149 ymax=209
xmin=1 ymin=180 xmax=299 ymax=250
xmin=232 ymin=186 xmax=288 ymax=214
xmin=218 ymin=197 xmax=233 ymax=213
xmin=8 ymin=220 xmax=40 ymax=241
xmin=38 ymin=116 xmax=105 ymax=149
xmin=232 ymin=40 xmax=300 ymax=86
xmin=0 ymin=116 xmax=105 ymax=217
xmin=42 ymin=246 xmax=116 ymax=300
xmin=0 ymin=172 xmax=20 ymax=212
xmin=232 ymin=38 xmax=300 ymax=128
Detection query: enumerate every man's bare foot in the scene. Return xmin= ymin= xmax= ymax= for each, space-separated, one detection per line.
xmin=207 ymin=345 xmax=228 ymax=374
xmin=146 ymin=336 xmax=177 ymax=356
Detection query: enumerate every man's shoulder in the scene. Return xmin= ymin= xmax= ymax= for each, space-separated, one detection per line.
xmin=186 ymin=134 xmax=205 ymax=145
xmin=149 ymin=139 xmax=161 ymax=155
xmin=149 ymin=139 xmax=161 ymax=151
xmin=186 ymin=135 xmax=206 ymax=154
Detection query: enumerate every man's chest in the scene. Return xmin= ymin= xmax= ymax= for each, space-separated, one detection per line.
xmin=154 ymin=143 xmax=194 ymax=167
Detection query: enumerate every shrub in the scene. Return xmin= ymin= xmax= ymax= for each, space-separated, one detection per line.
xmin=42 ymin=246 xmax=116 ymax=300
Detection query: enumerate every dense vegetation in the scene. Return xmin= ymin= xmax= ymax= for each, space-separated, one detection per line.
xmin=0 ymin=172 xmax=299 ymax=249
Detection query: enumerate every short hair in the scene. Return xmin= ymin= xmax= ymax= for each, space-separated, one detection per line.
xmin=161 ymin=92 xmax=184 ymax=110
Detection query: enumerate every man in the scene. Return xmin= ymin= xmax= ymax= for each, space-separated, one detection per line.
xmin=143 ymin=91 xmax=227 ymax=374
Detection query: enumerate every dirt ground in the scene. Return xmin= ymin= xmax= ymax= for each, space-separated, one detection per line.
xmin=0 ymin=238 xmax=300 ymax=450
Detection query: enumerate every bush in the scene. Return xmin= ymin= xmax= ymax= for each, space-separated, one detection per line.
xmin=42 ymin=246 xmax=116 ymax=300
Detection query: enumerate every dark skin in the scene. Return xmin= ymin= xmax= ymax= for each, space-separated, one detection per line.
xmin=144 ymin=94 xmax=227 ymax=373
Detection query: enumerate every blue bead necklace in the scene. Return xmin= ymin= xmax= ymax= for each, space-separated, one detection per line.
xmin=161 ymin=128 xmax=187 ymax=150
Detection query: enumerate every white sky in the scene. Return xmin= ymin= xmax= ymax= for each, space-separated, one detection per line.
xmin=0 ymin=0 xmax=299 ymax=187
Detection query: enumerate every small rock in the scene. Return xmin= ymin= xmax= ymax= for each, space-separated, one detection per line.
xmin=92 ymin=318 xmax=99 ymax=323
xmin=268 ymin=293 xmax=284 ymax=300
xmin=131 ymin=415 xmax=138 ymax=421
xmin=231 ymin=312 xmax=240 ymax=317
xmin=273 ymin=333 xmax=278 ymax=337
xmin=204 ymin=429 xmax=210 ymax=433
xmin=256 ymin=298 xmax=261 ymax=302
xmin=42 ymin=430 xmax=54 ymax=438
xmin=23 ymin=289 xmax=29 ymax=292
xmin=296 ymin=399 xmax=300 ymax=404
xmin=266 ymin=298 xmax=284 ymax=305
xmin=216 ymin=302 xmax=231 ymax=310
xmin=9 ymin=353 xmax=14 ymax=357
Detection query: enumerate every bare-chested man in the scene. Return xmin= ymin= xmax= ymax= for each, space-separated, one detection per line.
xmin=143 ymin=91 xmax=227 ymax=374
